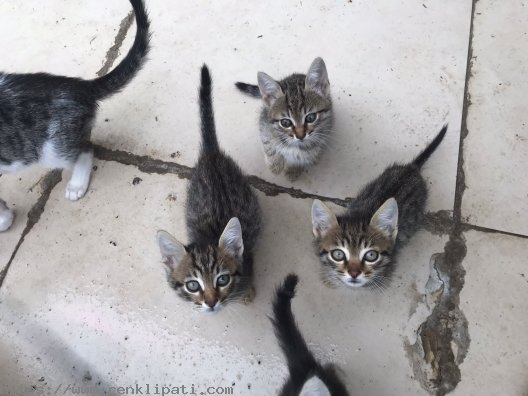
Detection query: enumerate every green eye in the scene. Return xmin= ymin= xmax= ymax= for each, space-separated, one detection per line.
xmin=363 ymin=250 xmax=379 ymax=262
xmin=185 ymin=280 xmax=201 ymax=293
xmin=280 ymin=118 xmax=293 ymax=128
xmin=330 ymin=249 xmax=346 ymax=261
xmin=305 ymin=113 xmax=317 ymax=123
xmin=216 ymin=274 xmax=231 ymax=287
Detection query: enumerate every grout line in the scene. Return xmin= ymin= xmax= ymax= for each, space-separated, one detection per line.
xmin=93 ymin=144 xmax=352 ymax=207
xmin=0 ymin=170 xmax=62 ymax=288
xmin=453 ymin=0 xmax=478 ymax=228
xmin=409 ymin=1 xmax=480 ymax=394
xmin=461 ymin=223 xmax=528 ymax=240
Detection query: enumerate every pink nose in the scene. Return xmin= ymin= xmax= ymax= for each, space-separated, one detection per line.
xmin=349 ymin=271 xmax=360 ymax=279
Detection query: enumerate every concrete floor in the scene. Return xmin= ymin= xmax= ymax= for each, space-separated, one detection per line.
xmin=0 ymin=0 xmax=527 ymax=395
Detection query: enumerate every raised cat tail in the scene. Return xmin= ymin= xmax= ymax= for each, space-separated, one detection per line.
xmin=199 ymin=65 xmax=219 ymax=153
xmin=235 ymin=82 xmax=261 ymax=98
xmin=412 ymin=124 xmax=448 ymax=168
xmin=91 ymin=0 xmax=150 ymax=100
xmin=272 ymin=274 xmax=318 ymax=376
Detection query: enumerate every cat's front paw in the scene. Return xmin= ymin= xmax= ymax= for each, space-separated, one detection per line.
xmin=65 ymin=182 xmax=88 ymax=201
xmin=0 ymin=202 xmax=14 ymax=232
xmin=243 ymin=286 xmax=256 ymax=304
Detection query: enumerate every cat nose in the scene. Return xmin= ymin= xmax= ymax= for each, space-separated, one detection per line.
xmin=205 ymin=297 xmax=218 ymax=309
xmin=349 ymin=271 xmax=360 ymax=279
xmin=294 ymin=128 xmax=306 ymax=140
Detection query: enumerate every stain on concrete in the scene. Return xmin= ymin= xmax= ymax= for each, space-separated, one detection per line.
xmin=0 ymin=170 xmax=62 ymax=288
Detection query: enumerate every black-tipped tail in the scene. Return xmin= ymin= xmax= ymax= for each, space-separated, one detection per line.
xmin=199 ymin=65 xmax=219 ymax=153
xmin=413 ymin=124 xmax=448 ymax=167
xmin=235 ymin=82 xmax=261 ymax=98
xmin=92 ymin=0 xmax=150 ymax=100
xmin=272 ymin=274 xmax=317 ymax=376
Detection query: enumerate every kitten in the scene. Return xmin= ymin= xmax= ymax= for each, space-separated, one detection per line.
xmin=157 ymin=66 xmax=261 ymax=314
xmin=235 ymin=58 xmax=333 ymax=180
xmin=272 ymin=274 xmax=350 ymax=396
xmin=311 ymin=125 xmax=448 ymax=290
xmin=0 ymin=0 xmax=150 ymax=232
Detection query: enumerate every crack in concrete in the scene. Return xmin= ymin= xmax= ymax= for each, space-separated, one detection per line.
xmin=96 ymin=10 xmax=134 ymax=77
xmin=406 ymin=0 xmax=478 ymax=394
xmin=93 ymin=144 xmax=352 ymax=207
xmin=0 ymin=170 xmax=62 ymax=288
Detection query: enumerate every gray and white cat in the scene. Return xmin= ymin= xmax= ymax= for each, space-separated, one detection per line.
xmin=236 ymin=58 xmax=333 ymax=180
xmin=157 ymin=66 xmax=262 ymax=314
xmin=0 ymin=0 xmax=150 ymax=231
xmin=311 ymin=125 xmax=447 ymax=290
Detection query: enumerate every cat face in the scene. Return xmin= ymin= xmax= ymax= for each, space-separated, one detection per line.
xmin=311 ymin=199 xmax=398 ymax=290
xmin=157 ymin=218 xmax=244 ymax=313
xmin=258 ymin=58 xmax=332 ymax=147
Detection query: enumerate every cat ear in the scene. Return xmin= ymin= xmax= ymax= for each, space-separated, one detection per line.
xmin=305 ymin=57 xmax=330 ymax=97
xmin=157 ymin=230 xmax=187 ymax=270
xmin=299 ymin=376 xmax=331 ymax=396
xmin=370 ymin=198 xmax=399 ymax=241
xmin=257 ymin=72 xmax=283 ymax=106
xmin=312 ymin=200 xmax=338 ymax=238
xmin=219 ymin=217 xmax=244 ymax=259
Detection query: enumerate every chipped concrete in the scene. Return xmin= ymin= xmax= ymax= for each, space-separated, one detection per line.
xmin=1 ymin=0 xmax=527 ymax=395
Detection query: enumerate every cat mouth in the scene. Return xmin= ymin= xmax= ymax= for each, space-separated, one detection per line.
xmin=342 ymin=277 xmax=364 ymax=288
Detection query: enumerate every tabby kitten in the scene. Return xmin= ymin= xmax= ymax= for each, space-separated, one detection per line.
xmin=272 ymin=274 xmax=350 ymax=396
xmin=235 ymin=58 xmax=333 ymax=180
xmin=0 ymin=0 xmax=150 ymax=232
xmin=157 ymin=66 xmax=261 ymax=314
xmin=311 ymin=125 xmax=447 ymax=290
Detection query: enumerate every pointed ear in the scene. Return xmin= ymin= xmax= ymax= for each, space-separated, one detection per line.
xmin=219 ymin=217 xmax=244 ymax=259
xmin=299 ymin=376 xmax=331 ymax=396
xmin=311 ymin=200 xmax=338 ymax=238
xmin=257 ymin=71 xmax=283 ymax=106
xmin=370 ymin=198 xmax=399 ymax=241
xmin=305 ymin=57 xmax=330 ymax=97
xmin=157 ymin=230 xmax=187 ymax=270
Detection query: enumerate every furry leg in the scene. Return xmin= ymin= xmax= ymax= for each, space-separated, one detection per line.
xmin=0 ymin=199 xmax=14 ymax=232
xmin=65 ymin=149 xmax=93 ymax=201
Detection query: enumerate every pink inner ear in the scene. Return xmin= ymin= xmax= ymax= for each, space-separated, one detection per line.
xmin=163 ymin=256 xmax=176 ymax=270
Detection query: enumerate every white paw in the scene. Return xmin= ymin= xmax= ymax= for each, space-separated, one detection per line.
xmin=65 ymin=183 xmax=88 ymax=201
xmin=0 ymin=207 xmax=14 ymax=232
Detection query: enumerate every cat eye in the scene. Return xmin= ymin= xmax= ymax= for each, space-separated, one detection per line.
xmin=216 ymin=274 xmax=231 ymax=287
xmin=330 ymin=249 xmax=346 ymax=261
xmin=279 ymin=118 xmax=293 ymax=128
xmin=185 ymin=280 xmax=201 ymax=293
xmin=305 ymin=113 xmax=317 ymax=123
xmin=363 ymin=250 xmax=379 ymax=262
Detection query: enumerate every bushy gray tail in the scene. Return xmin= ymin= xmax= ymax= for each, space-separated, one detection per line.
xmin=272 ymin=274 xmax=318 ymax=377
xmin=413 ymin=124 xmax=448 ymax=167
xmin=199 ymin=65 xmax=219 ymax=153
xmin=235 ymin=82 xmax=261 ymax=98
xmin=92 ymin=0 xmax=150 ymax=100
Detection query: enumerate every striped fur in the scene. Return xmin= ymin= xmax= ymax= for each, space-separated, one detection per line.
xmin=312 ymin=126 xmax=447 ymax=290
xmin=236 ymin=58 xmax=333 ymax=180
xmin=158 ymin=66 xmax=261 ymax=313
